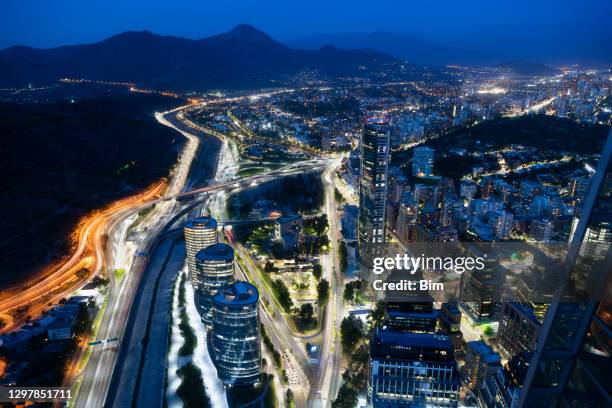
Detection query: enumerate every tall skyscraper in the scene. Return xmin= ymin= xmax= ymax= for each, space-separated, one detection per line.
xmin=211 ymin=281 xmax=261 ymax=387
xmin=184 ymin=216 xmax=218 ymax=286
xmin=369 ymin=330 xmax=460 ymax=407
xmin=412 ymin=146 xmax=435 ymax=177
xmin=358 ymin=117 xmax=390 ymax=268
xmin=194 ymin=243 xmax=235 ymax=325
xmin=519 ymin=130 xmax=612 ymax=407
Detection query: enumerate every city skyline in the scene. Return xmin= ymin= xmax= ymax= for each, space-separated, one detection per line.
xmin=0 ymin=4 xmax=610 ymax=407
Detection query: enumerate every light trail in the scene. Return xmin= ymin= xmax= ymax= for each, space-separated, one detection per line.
xmin=0 ymin=181 xmax=165 ymax=333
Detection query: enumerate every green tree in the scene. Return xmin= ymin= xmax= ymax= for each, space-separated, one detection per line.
xmin=340 ymin=316 xmax=364 ymax=353
xmin=176 ymin=363 xmax=210 ymax=408
xmin=334 ymin=188 xmax=345 ymax=203
xmin=338 ymin=242 xmax=348 ymax=273
xmin=369 ymin=300 xmax=386 ymax=327
xmin=273 ymin=279 xmax=293 ymax=312
xmin=317 ymin=279 xmax=330 ymax=304
xmin=312 ymin=264 xmax=322 ymax=281
xmin=343 ymin=282 xmax=355 ymax=303
xmin=286 ymin=388 xmax=295 ymax=408
xmin=298 ymin=303 xmax=315 ymax=321
xmin=264 ymin=261 xmax=275 ymax=273
xmin=332 ymin=382 xmax=358 ymax=408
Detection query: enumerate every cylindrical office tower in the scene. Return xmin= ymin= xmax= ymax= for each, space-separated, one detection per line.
xmin=184 ymin=216 xmax=218 ymax=288
xmin=195 ymin=243 xmax=235 ymax=325
xmin=211 ymin=281 xmax=261 ymax=387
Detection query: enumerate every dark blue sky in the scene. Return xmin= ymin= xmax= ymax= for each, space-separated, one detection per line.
xmin=1 ymin=0 xmax=610 ymax=57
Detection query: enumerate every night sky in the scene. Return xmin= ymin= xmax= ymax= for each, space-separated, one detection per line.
xmin=1 ymin=0 xmax=610 ymax=61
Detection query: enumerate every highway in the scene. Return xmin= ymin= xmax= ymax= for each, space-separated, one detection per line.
xmin=0 ymin=104 xmax=201 ymax=335
xmin=0 ymin=181 xmax=166 ymax=333
xmin=1 ymin=92 xmax=335 ymax=408
xmin=308 ymin=157 xmax=346 ymax=408
xmin=72 ymin=103 xmax=332 ymax=408
xmin=73 ymin=106 xmax=202 ymax=408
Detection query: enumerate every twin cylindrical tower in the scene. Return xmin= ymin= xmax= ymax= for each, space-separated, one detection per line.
xmin=183 ymin=215 xmax=261 ymax=386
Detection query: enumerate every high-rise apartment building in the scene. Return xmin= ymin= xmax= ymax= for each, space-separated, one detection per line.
xmin=412 ymin=146 xmax=435 ymax=177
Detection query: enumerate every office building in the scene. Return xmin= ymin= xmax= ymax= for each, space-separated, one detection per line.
xmin=460 ymin=245 xmax=505 ymax=321
xmin=211 ymin=281 xmax=261 ymax=386
xmin=184 ymin=216 xmax=218 ymax=288
xmin=358 ymin=117 xmax=390 ymax=268
xmin=463 ymin=341 xmax=501 ymax=392
xmin=369 ymin=330 xmax=460 ymax=407
xmin=518 ymin=131 xmax=612 ymax=407
xmin=439 ymin=302 xmax=463 ymax=354
xmin=481 ymin=352 xmax=530 ymax=408
xmin=497 ymin=303 xmax=542 ymax=359
xmin=385 ymin=300 xmax=439 ymax=333
xmin=195 ymin=243 xmax=235 ymax=325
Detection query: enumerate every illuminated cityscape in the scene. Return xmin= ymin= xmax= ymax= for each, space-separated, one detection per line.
xmin=0 ymin=1 xmax=610 ymax=408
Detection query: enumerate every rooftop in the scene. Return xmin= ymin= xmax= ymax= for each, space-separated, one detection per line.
xmin=373 ymin=329 xmax=452 ymax=350
xmin=468 ymin=340 xmax=501 ymax=364
xmin=213 ymin=281 xmax=259 ymax=306
xmin=186 ymin=215 xmax=217 ymax=229
xmin=195 ymin=242 xmax=234 ymax=262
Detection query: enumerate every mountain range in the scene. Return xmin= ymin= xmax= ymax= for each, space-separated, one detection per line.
xmin=0 ymin=24 xmax=396 ymax=90
xmin=286 ymin=30 xmax=611 ymax=67
xmin=497 ymin=60 xmax=561 ymax=76
xmin=286 ymin=31 xmax=496 ymax=66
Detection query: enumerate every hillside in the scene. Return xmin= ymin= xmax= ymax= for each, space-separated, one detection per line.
xmin=0 ymin=95 xmax=181 ymax=287
xmin=0 ymin=25 xmax=397 ymax=90
xmin=287 ymin=31 xmax=494 ymax=66
xmin=497 ymin=60 xmax=561 ymax=76
xmin=428 ymin=115 xmax=608 ymax=155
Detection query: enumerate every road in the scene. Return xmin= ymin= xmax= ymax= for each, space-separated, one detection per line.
xmin=0 ymin=181 xmax=166 ymax=333
xmin=0 ymin=104 xmax=201 ymax=336
xmin=74 ymin=104 xmax=332 ymax=408
xmin=308 ymin=157 xmax=345 ymax=408
xmin=1 ymin=94 xmax=334 ymax=408
xmin=73 ymin=106 xmax=201 ymax=408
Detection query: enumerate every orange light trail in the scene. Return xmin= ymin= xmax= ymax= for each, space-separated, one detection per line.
xmin=0 ymin=181 xmax=165 ymax=333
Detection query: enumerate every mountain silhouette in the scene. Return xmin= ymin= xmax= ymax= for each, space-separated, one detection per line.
xmin=0 ymin=24 xmax=397 ymax=90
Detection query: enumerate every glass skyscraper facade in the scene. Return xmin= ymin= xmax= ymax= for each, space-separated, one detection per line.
xmin=211 ymin=281 xmax=261 ymax=387
xmin=358 ymin=117 xmax=390 ymax=269
xmin=184 ymin=216 xmax=218 ymax=288
xmin=369 ymin=330 xmax=461 ymax=407
xmin=518 ymin=130 xmax=611 ymax=407
xmin=194 ymin=242 xmax=235 ymax=325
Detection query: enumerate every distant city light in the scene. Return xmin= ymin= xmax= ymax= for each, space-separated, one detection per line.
xmin=476 ymin=87 xmax=507 ymax=95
